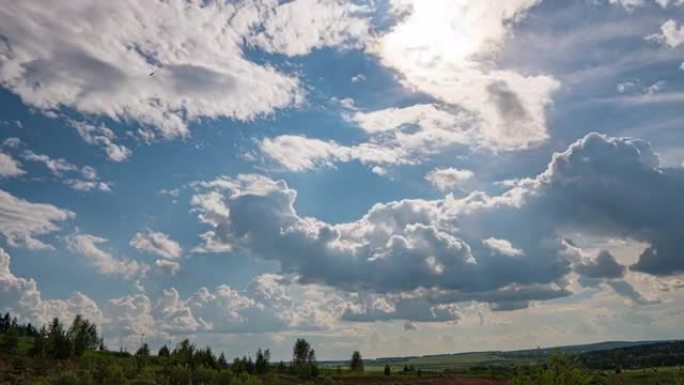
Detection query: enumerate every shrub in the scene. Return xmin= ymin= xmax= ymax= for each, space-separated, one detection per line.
xmin=54 ymin=372 xmax=80 ymax=385
xmin=511 ymin=354 xmax=592 ymax=385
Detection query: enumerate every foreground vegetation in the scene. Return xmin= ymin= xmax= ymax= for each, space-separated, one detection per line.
xmin=1 ymin=313 xmax=683 ymax=385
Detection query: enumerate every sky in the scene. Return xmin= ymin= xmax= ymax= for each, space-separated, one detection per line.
xmin=1 ymin=0 xmax=684 ymax=361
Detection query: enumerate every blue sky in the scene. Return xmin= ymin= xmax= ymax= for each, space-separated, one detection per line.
xmin=1 ymin=0 xmax=684 ymax=360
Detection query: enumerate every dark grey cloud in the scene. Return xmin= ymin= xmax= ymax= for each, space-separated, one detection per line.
xmin=606 ymin=280 xmax=660 ymax=306
xmin=576 ymin=250 xmax=626 ymax=279
xmin=487 ymin=80 xmax=530 ymax=123
xmin=535 ymin=133 xmax=684 ymax=276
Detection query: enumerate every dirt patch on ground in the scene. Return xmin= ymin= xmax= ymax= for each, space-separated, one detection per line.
xmin=339 ymin=376 xmax=508 ymax=385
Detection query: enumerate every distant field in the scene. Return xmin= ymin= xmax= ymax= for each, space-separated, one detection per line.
xmin=404 ymin=352 xmax=538 ymax=368
xmin=597 ymin=367 xmax=684 ymax=385
xmin=324 ymin=352 xmax=541 ymax=372
xmin=338 ymin=375 xmax=507 ymax=385
xmin=322 ymin=339 xmax=684 ymax=373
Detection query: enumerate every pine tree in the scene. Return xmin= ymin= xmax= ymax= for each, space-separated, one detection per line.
xmin=255 ymin=347 xmax=271 ymax=374
xmin=31 ymin=326 xmax=47 ymax=357
xmin=350 ymin=351 xmax=364 ymax=372
xmin=48 ymin=317 xmax=72 ymax=359
xmin=217 ymin=352 xmax=229 ymax=370
xmin=69 ymin=315 xmax=99 ymax=357
xmin=158 ymin=344 xmax=171 ymax=357
xmin=2 ymin=326 xmax=19 ymax=354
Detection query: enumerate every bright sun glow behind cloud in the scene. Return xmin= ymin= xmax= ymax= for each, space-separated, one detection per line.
xmin=375 ymin=0 xmax=558 ymax=151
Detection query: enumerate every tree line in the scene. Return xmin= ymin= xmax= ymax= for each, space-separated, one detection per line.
xmin=0 ymin=312 xmax=344 ymax=385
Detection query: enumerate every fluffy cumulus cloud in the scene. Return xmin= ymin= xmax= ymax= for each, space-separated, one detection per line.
xmin=192 ymin=133 xmax=684 ymax=318
xmin=102 ymin=273 xmax=350 ymax=339
xmin=0 ymin=189 xmax=73 ymax=250
xmin=371 ymin=0 xmax=559 ymax=151
xmin=482 ymin=238 xmax=525 ymax=257
xmin=1 ymin=243 xmax=342 ymax=341
xmin=0 ymin=247 xmax=103 ymax=327
xmin=66 ymin=233 xmax=149 ymax=281
xmin=155 ymin=259 xmax=181 ymax=276
xmin=647 ymin=19 xmax=684 ymax=48
xmin=426 ymin=168 xmax=474 ymax=192
xmin=0 ymin=152 xmax=24 ymax=177
xmin=130 ymin=231 xmax=182 ymax=259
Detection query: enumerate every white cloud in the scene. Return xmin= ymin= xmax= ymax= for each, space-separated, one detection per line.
xmin=425 ymin=168 xmax=474 ymax=192
xmin=482 ymin=238 xmax=525 ymax=257
xmin=372 ymin=0 xmax=559 ymax=151
xmin=261 ymin=104 xmax=476 ymax=171
xmin=22 ymin=150 xmax=77 ymax=175
xmin=104 ymin=273 xmax=347 ymax=336
xmin=655 ymin=0 xmax=684 ymax=6
xmin=2 ymin=138 xmax=22 ymax=148
xmin=0 ymin=247 xmax=103 ymax=327
xmin=0 ymin=153 xmax=25 ymax=177
xmin=80 ymin=166 xmax=98 ymax=180
xmin=130 ymin=231 xmax=182 ymax=259
xmin=342 ymin=295 xmax=460 ymax=323
xmin=64 ymin=180 xmax=111 ymax=192
xmin=648 ymin=19 xmax=684 ymax=48
xmin=611 ymin=0 xmax=684 ymax=8
xmin=0 ymin=1 xmax=304 ymax=141
xmin=260 ymin=2 xmax=562 ymax=172
xmin=67 ymin=233 xmax=149 ymax=281
xmin=0 ymin=189 xmax=73 ymax=249
xmin=371 ymin=166 xmax=388 ymax=176
xmin=616 ymin=80 xmax=637 ymax=93
xmin=155 ymin=259 xmax=181 ymax=275
xmin=69 ymin=121 xmax=131 ymax=162
xmin=21 ymin=149 xmax=112 ymax=192
xmin=351 ymin=73 xmax=366 ymax=83
xmin=644 ymin=80 xmax=666 ymax=95
xmin=260 ymin=135 xmax=408 ymax=171
xmin=609 ymin=0 xmax=647 ymax=9
xmin=104 ymin=294 xmax=159 ymax=339
xmin=248 ymin=0 xmax=371 ymax=56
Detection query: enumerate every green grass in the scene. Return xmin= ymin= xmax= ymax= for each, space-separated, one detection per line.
xmin=0 ymin=335 xmax=33 ymax=356
xmin=602 ymin=366 xmax=684 ymax=385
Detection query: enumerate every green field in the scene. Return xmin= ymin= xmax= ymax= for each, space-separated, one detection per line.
xmin=595 ymin=366 xmax=684 ymax=385
xmin=324 ymin=351 xmax=543 ymax=373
